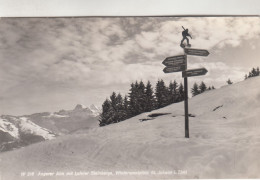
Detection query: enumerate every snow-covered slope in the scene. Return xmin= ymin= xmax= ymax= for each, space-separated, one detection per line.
xmin=0 ymin=115 xmax=56 ymax=152
xmin=0 ymin=117 xmax=19 ymax=139
xmin=0 ymin=77 xmax=260 ymax=180
xmin=18 ymin=117 xmax=55 ymax=140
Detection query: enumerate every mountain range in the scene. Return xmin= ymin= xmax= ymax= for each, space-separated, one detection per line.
xmin=0 ymin=104 xmax=101 ymax=152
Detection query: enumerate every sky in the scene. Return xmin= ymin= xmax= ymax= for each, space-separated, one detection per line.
xmin=0 ymin=17 xmax=259 ymax=115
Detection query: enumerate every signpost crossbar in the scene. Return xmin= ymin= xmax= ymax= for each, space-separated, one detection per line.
xmin=184 ymin=48 xmax=209 ymax=56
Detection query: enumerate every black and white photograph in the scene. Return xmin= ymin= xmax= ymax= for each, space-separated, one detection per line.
xmin=0 ymin=1 xmax=260 ymax=180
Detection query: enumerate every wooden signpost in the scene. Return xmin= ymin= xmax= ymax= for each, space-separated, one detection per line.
xmin=162 ymin=47 xmax=209 ymax=138
xmin=182 ymin=68 xmax=208 ymax=78
xmin=162 ymin=55 xmax=187 ymax=67
xmin=162 ymin=55 xmax=187 ymax=73
xmin=184 ymin=48 xmax=209 ymax=56
xmin=163 ymin=66 xmax=186 ymax=73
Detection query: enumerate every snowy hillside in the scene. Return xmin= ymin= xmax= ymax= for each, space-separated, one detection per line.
xmin=0 ymin=77 xmax=260 ymax=179
xmin=0 ymin=115 xmax=56 ymax=152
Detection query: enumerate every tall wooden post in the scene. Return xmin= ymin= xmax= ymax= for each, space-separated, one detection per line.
xmin=184 ymin=50 xmax=189 ymax=138
xmin=184 ymin=76 xmax=189 ymax=138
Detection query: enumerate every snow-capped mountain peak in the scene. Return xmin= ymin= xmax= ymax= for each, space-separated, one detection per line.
xmin=90 ymin=104 xmax=100 ymax=111
xmin=72 ymin=104 xmax=101 ymax=116
xmin=89 ymin=104 xmax=101 ymax=116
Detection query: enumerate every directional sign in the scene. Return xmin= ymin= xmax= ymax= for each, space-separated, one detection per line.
xmin=182 ymin=68 xmax=208 ymax=78
xmin=163 ymin=65 xmax=186 ymax=73
xmin=184 ymin=48 xmax=209 ymax=56
xmin=162 ymin=55 xmax=187 ymax=67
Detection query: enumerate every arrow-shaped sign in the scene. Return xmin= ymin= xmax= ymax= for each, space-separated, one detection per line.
xmin=162 ymin=55 xmax=187 ymax=67
xmin=182 ymin=68 xmax=208 ymax=78
xmin=184 ymin=48 xmax=209 ymax=56
xmin=163 ymin=65 xmax=186 ymax=73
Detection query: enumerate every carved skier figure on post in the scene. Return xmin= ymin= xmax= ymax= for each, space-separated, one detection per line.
xmin=180 ymin=26 xmax=192 ymax=48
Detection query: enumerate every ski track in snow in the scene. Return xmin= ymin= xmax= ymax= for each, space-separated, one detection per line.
xmin=0 ymin=77 xmax=260 ymax=180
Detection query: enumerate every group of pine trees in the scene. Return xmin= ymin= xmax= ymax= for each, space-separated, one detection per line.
xmin=244 ymin=67 xmax=260 ymax=79
xmin=99 ymin=66 xmax=259 ymax=127
xmin=99 ymin=80 xmax=185 ymax=126
xmin=190 ymin=81 xmax=215 ymax=97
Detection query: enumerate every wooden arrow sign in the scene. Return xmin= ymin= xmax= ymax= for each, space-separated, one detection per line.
xmin=163 ymin=65 xmax=186 ymax=73
xmin=162 ymin=55 xmax=187 ymax=67
xmin=182 ymin=68 xmax=208 ymax=77
xmin=184 ymin=48 xmax=209 ymax=56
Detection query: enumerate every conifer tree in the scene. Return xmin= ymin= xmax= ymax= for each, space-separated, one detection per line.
xmin=168 ymin=81 xmax=174 ymax=104
xmin=116 ymin=93 xmax=126 ymax=122
xmin=199 ymin=81 xmax=207 ymax=93
xmin=249 ymin=72 xmax=252 ymax=78
xmin=99 ymin=99 xmax=112 ymax=126
xmin=155 ymin=79 xmax=169 ymax=108
xmin=110 ymin=92 xmax=117 ymax=109
xmin=226 ymin=79 xmax=233 ymax=85
xmin=191 ymin=82 xmax=200 ymax=96
xmin=256 ymin=67 xmax=260 ymax=76
xmin=128 ymin=82 xmax=138 ymax=116
xmin=168 ymin=80 xmax=178 ymax=104
xmin=245 ymin=67 xmax=260 ymax=79
xmin=178 ymin=83 xmax=185 ymax=101
xmin=123 ymin=95 xmax=129 ymax=118
xmin=109 ymin=92 xmax=119 ymax=123
xmin=137 ymin=81 xmax=146 ymax=113
xmin=128 ymin=81 xmax=146 ymax=116
xmin=144 ymin=81 xmax=156 ymax=112
xmin=252 ymin=68 xmax=257 ymax=76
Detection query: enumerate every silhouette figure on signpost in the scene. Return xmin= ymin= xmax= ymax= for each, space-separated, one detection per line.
xmin=180 ymin=26 xmax=192 ymax=48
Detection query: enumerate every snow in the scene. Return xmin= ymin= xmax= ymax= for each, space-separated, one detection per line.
xmin=43 ymin=113 xmax=69 ymax=118
xmin=19 ymin=117 xmax=56 ymax=140
xmin=0 ymin=77 xmax=260 ymax=180
xmin=90 ymin=104 xmax=101 ymax=116
xmin=0 ymin=118 xmax=19 ymax=138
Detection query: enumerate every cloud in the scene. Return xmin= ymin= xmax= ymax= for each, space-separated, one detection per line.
xmin=0 ymin=17 xmax=259 ymax=115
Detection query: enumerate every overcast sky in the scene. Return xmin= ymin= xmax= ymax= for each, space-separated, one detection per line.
xmin=0 ymin=17 xmax=259 ymax=115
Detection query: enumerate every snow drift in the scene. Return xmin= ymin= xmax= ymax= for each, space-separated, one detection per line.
xmin=0 ymin=77 xmax=260 ymax=180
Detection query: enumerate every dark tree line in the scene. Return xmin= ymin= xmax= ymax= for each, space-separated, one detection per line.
xmin=191 ymin=81 xmax=215 ymax=97
xmin=244 ymin=67 xmax=260 ymax=80
xmin=99 ymin=80 xmax=185 ymax=126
